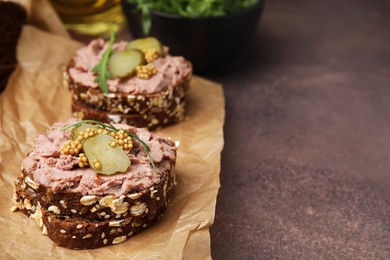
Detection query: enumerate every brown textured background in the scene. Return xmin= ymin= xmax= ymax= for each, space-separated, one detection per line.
xmin=204 ymin=0 xmax=390 ymax=258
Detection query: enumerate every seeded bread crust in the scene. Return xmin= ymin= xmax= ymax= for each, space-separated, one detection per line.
xmin=41 ymin=209 xmax=163 ymax=249
xmin=71 ymin=98 xmax=186 ymax=130
xmin=13 ymin=166 xmax=175 ymax=249
xmin=14 ymin=161 xmax=175 ymax=219
xmin=65 ymin=60 xmax=192 ymax=130
xmin=18 ymin=204 xmax=166 ymax=249
xmin=13 ymin=146 xmax=176 ymax=249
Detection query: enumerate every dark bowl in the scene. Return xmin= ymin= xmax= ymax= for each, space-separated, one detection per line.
xmin=121 ymin=1 xmax=265 ymax=72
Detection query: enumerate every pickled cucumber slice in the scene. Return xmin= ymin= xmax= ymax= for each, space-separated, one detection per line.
xmin=127 ymin=37 xmax=163 ymax=56
xmin=83 ymin=134 xmax=130 ymax=175
xmin=108 ymin=49 xmax=145 ymax=78
xmin=71 ymin=123 xmax=101 ymax=141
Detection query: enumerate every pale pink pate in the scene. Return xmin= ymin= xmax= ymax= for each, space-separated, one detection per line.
xmin=22 ymin=120 xmax=176 ymax=197
xmin=68 ymin=38 xmax=192 ymax=94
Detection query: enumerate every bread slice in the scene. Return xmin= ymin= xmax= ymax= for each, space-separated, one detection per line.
xmin=0 ymin=1 xmax=27 ymax=91
xmin=41 ymin=209 xmax=160 ymax=249
xmin=13 ymin=167 xmax=174 ymax=249
xmin=12 ymin=121 xmax=177 ymax=249
xmin=71 ymin=96 xmax=186 ymax=130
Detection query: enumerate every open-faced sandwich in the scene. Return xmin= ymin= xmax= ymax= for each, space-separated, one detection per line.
xmin=64 ymin=32 xmax=192 ymax=130
xmin=11 ymin=119 xmax=177 ymax=249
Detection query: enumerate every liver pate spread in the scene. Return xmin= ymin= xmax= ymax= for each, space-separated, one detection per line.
xmin=68 ymin=38 xmax=192 ymax=94
xmin=22 ymin=120 xmax=176 ymax=197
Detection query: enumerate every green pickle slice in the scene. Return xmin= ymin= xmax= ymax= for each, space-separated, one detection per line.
xmin=108 ymin=49 xmax=145 ymax=78
xmin=71 ymin=123 xmax=130 ymax=175
xmin=71 ymin=123 xmax=100 ymax=140
xmin=83 ymin=134 xmax=131 ymax=175
xmin=126 ymin=37 xmax=163 ymax=56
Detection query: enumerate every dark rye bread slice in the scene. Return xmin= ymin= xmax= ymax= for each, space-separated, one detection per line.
xmin=14 ymin=160 xmax=175 ymax=222
xmin=19 ymin=205 xmax=165 ymax=249
xmin=64 ymin=60 xmax=192 ymax=130
xmin=41 ymin=209 xmax=163 ymax=249
xmin=0 ymin=1 xmax=27 ymax=91
xmin=14 ymin=194 xmax=170 ymax=250
xmin=71 ymin=98 xmax=186 ymax=130
xmin=13 ymin=167 xmax=175 ymax=249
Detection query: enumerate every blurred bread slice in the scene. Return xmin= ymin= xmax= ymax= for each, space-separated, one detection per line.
xmin=0 ymin=1 xmax=27 ymax=91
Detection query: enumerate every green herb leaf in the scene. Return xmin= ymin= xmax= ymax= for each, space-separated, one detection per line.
xmin=61 ymin=120 xmax=157 ymax=172
xmin=130 ymin=0 xmax=152 ymax=35
xmin=124 ymin=129 xmax=157 ymax=173
xmin=92 ymin=28 xmax=115 ymax=94
xmin=140 ymin=3 xmax=152 ymax=35
xmin=127 ymin=0 xmax=259 ymax=34
xmin=127 ymin=0 xmax=260 ymax=18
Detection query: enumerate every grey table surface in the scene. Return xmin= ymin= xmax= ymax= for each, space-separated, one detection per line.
xmin=202 ymin=0 xmax=390 ymax=259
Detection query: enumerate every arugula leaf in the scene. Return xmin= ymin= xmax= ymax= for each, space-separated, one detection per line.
xmin=127 ymin=0 xmax=260 ymax=35
xmin=92 ymin=28 xmax=115 ymax=94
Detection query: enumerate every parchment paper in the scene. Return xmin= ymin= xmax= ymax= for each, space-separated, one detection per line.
xmin=0 ymin=1 xmax=225 ymax=259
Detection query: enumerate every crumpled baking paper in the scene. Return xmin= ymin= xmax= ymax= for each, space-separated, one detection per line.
xmin=0 ymin=1 xmax=225 ymax=259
